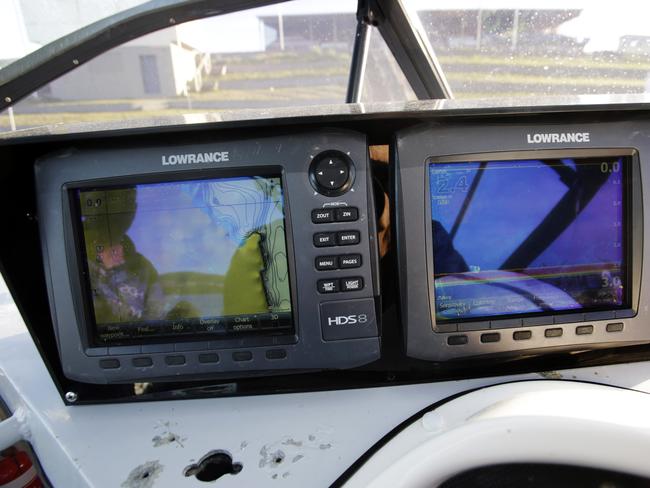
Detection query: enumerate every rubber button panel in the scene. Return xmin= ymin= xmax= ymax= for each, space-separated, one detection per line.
xmin=448 ymin=335 xmax=468 ymax=346
xmin=165 ymin=355 xmax=186 ymax=366
xmin=576 ymin=325 xmax=594 ymax=335
xmin=198 ymin=353 xmax=219 ymax=364
xmin=545 ymin=328 xmax=563 ymax=338
xmin=266 ymin=349 xmax=287 ymax=360
xmin=99 ymin=358 xmax=120 ymax=369
xmin=513 ymin=330 xmax=532 ymax=341
xmin=232 ymin=351 xmax=253 ymax=362
xmin=132 ymin=357 xmax=153 ymax=367
xmin=320 ymin=298 xmax=377 ymax=341
xmin=606 ymin=322 xmax=624 ymax=332
xmin=481 ymin=332 xmax=500 ymax=343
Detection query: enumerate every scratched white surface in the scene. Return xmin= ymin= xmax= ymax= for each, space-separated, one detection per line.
xmin=2 ymin=273 xmax=650 ymax=487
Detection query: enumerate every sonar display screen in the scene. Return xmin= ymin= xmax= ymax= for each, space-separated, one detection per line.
xmin=429 ymin=156 xmax=629 ymax=322
xmin=75 ymin=175 xmax=292 ymax=344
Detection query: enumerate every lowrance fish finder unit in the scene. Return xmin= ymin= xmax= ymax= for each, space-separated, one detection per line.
xmin=394 ymin=120 xmax=645 ymax=361
xmin=36 ymin=130 xmax=380 ymax=383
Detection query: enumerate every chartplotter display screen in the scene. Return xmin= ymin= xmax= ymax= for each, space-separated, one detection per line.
xmin=74 ymin=174 xmax=293 ymax=344
xmin=429 ymin=156 xmax=630 ymax=322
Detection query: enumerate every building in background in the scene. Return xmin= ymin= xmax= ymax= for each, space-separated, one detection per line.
xmin=45 ymin=28 xmax=211 ymax=100
xmin=258 ymin=12 xmax=356 ymax=51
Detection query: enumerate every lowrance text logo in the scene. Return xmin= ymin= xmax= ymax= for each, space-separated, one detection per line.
xmin=161 ymin=151 xmax=229 ymax=166
xmin=327 ymin=314 xmax=369 ymax=326
xmin=526 ymin=132 xmax=590 ymax=144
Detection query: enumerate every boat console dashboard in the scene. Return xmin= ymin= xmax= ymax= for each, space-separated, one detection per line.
xmin=395 ymin=120 xmax=643 ymax=361
xmin=2 ymin=102 xmax=650 ymax=401
xmin=36 ymin=131 xmax=380 ymax=383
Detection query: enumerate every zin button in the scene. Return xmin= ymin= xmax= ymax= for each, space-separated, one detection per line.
xmin=335 ymin=207 xmax=358 ymax=222
xmin=341 ymin=277 xmax=363 ymax=292
xmin=337 ymin=230 xmax=360 ymax=245
xmin=318 ymin=279 xmax=340 ymax=293
xmin=313 ymin=232 xmax=336 ymax=247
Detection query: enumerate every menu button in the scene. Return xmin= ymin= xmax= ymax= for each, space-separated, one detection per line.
xmin=316 ymin=256 xmax=338 ymax=270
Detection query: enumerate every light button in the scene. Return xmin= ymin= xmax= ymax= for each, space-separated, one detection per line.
xmin=341 ymin=277 xmax=364 ymax=292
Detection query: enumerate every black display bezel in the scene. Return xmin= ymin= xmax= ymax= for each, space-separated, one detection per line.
xmin=66 ymin=166 xmax=298 ymax=348
xmin=425 ymin=148 xmax=640 ymax=328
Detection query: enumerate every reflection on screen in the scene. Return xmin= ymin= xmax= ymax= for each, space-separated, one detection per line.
xmin=429 ymin=157 xmax=627 ymax=322
xmin=77 ymin=175 xmax=292 ymax=343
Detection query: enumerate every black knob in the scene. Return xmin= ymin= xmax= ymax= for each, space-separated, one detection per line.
xmin=309 ymin=151 xmax=354 ymax=196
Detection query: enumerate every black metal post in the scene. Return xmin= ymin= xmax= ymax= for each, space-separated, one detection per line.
xmin=346 ymin=20 xmax=372 ymax=103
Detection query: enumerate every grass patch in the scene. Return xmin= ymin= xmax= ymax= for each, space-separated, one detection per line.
xmin=446 ymin=71 xmax=646 ymax=88
xmin=438 ymin=54 xmax=650 ymax=71
xmin=216 ymin=49 xmax=351 ymax=65
xmin=215 ymin=66 xmax=349 ymax=81
xmin=191 ymin=85 xmax=345 ymax=101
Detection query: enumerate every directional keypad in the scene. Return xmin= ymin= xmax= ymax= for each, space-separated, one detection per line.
xmin=310 ymin=151 xmax=352 ymax=195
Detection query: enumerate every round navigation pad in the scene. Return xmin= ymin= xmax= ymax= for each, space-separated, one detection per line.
xmin=309 ymin=151 xmax=354 ymax=196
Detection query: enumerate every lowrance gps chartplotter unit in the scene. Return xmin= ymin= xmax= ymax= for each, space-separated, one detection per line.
xmin=36 ymin=130 xmax=380 ymax=383
xmin=395 ymin=120 xmax=646 ymax=361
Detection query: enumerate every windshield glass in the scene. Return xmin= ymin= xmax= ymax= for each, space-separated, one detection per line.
xmin=1 ymin=0 xmax=417 ymax=135
xmin=3 ymin=1 xmax=650 ymax=136
xmin=1 ymin=0 xmax=148 ymax=66
xmin=404 ymin=0 xmax=650 ymax=99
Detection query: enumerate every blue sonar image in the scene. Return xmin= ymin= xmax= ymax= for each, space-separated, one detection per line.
xmin=429 ymin=156 xmax=626 ymax=321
